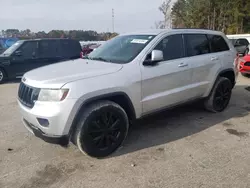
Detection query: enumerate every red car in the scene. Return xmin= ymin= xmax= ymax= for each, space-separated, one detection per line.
xmin=80 ymin=43 xmax=101 ymax=58
xmin=239 ymin=55 xmax=250 ymax=77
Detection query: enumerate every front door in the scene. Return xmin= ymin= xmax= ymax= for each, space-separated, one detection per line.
xmin=141 ymin=34 xmax=193 ymax=114
xmin=9 ymin=41 xmax=39 ymax=78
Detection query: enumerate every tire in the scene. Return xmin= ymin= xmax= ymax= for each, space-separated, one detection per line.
xmin=241 ymin=73 xmax=250 ymax=77
xmin=204 ymin=77 xmax=232 ymax=113
xmin=0 ymin=68 xmax=6 ymax=84
xmin=245 ymin=49 xmax=249 ymax=56
xmin=73 ymin=100 xmax=129 ymax=158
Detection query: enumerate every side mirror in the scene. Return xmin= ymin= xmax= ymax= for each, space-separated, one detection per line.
xmin=14 ymin=50 xmax=22 ymax=56
xmin=143 ymin=50 xmax=164 ymax=66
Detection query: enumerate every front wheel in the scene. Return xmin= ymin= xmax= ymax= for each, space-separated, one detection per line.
xmin=0 ymin=68 xmax=6 ymax=84
xmin=204 ymin=77 xmax=232 ymax=113
xmin=73 ymin=101 xmax=129 ymax=158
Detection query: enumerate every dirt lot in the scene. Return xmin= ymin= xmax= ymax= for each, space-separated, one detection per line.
xmin=0 ymin=75 xmax=250 ymax=188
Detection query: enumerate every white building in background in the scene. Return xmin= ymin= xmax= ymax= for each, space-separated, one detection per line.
xmin=227 ymin=34 xmax=250 ymax=42
xmin=80 ymin=41 xmax=105 ymax=46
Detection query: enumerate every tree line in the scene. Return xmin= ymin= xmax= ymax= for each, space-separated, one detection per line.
xmin=159 ymin=0 xmax=250 ymax=34
xmin=0 ymin=29 xmax=118 ymax=41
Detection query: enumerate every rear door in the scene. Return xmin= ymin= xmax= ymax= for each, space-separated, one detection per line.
xmin=183 ymin=33 xmax=218 ymax=98
xmin=60 ymin=40 xmax=81 ymax=60
xmin=9 ymin=41 xmax=39 ymax=77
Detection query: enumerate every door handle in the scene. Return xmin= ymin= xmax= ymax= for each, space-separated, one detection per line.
xmin=211 ymin=57 xmax=219 ymax=61
xmin=178 ymin=63 xmax=188 ymax=67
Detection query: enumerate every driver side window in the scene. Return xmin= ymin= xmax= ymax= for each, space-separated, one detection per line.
xmin=154 ymin=34 xmax=185 ymax=61
xmin=18 ymin=42 xmax=38 ymax=59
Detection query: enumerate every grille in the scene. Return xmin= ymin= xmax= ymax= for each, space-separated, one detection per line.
xmin=245 ymin=62 xmax=250 ymax=66
xmin=18 ymin=82 xmax=40 ymax=108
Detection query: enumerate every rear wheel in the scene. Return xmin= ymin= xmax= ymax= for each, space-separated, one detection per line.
xmin=0 ymin=68 xmax=6 ymax=84
xmin=73 ymin=101 xmax=129 ymax=158
xmin=241 ymin=73 xmax=250 ymax=77
xmin=244 ymin=49 xmax=249 ymax=56
xmin=204 ymin=77 xmax=232 ymax=113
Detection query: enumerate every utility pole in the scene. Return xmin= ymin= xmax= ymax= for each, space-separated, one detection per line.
xmin=112 ymin=8 xmax=115 ymax=33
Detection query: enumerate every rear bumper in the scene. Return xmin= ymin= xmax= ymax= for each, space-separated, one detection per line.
xmin=23 ymin=118 xmax=69 ymax=146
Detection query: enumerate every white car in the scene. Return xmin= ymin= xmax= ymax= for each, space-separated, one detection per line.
xmin=18 ymin=29 xmax=239 ymax=158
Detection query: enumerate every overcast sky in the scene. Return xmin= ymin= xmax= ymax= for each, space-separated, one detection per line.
xmin=0 ymin=0 xmax=170 ymax=33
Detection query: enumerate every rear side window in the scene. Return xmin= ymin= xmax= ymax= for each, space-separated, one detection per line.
xmin=208 ymin=35 xmax=229 ymax=52
xmin=184 ymin=34 xmax=210 ymax=56
xmin=154 ymin=34 xmax=184 ymax=61
xmin=237 ymin=39 xmax=249 ymax=46
xmin=70 ymin=40 xmax=82 ymax=57
xmin=60 ymin=40 xmax=81 ymax=59
xmin=38 ymin=40 xmax=59 ymax=58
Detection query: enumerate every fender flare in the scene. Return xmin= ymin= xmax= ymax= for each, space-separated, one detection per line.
xmin=66 ymin=91 xmax=136 ymax=137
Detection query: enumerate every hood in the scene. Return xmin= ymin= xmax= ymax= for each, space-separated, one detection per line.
xmin=243 ymin=54 xmax=250 ymax=61
xmin=23 ymin=58 xmax=123 ymax=88
xmin=0 ymin=54 xmax=11 ymax=62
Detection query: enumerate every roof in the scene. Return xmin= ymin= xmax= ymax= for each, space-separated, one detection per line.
xmin=21 ymin=38 xmax=73 ymax=42
xmin=121 ymin=28 xmax=224 ymax=36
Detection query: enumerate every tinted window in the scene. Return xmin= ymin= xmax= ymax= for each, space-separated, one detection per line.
xmin=154 ymin=34 xmax=184 ymax=60
xmin=60 ymin=40 xmax=71 ymax=58
xmin=185 ymin=34 xmax=210 ymax=56
xmin=237 ymin=39 xmax=249 ymax=46
xmin=208 ymin=35 xmax=229 ymax=52
xmin=68 ymin=40 xmax=81 ymax=58
xmin=18 ymin=41 xmax=38 ymax=59
xmin=39 ymin=40 xmax=59 ymax=58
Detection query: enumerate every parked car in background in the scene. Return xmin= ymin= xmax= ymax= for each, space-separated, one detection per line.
xmin=18 ymin=29 xmax=238 ymax=158
xmin=80 ymin=43 xmax=101 ymax=58
xmin=229 ymin=38 xmax=249 ymax=56
xmin=239 ymin=54 xmax=250 ymax=77
xmin=0 ymin=38 xmax=82 ymax=83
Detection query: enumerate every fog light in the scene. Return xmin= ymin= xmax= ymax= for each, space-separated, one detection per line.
xmin=37 ymin=118 xmax=49 ymax=127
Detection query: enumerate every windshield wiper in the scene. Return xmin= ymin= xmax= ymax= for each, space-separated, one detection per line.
xmin=89 ymin=57 xmax=110 ymax=62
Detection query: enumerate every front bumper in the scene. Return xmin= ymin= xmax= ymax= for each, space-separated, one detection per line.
xmin=18 ymin=98 xmax=77 ymax=138
xmin=23 ymin=118 xmax=69 ymax=145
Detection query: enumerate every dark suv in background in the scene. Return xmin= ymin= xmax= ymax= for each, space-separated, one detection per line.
xmin=0 ymin=38 xmax=82 ymax=83
xmin=229 ymin=38 xmax=249 ymax=56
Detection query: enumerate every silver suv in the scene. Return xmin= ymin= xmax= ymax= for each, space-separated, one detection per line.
xmin=18 ymin=29 xmax=239 ymax=158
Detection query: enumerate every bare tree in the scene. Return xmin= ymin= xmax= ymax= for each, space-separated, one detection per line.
xmin=159 ymin=0 xmax=172 ymax=28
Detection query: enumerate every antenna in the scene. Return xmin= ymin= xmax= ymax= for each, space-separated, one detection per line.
xmin=112 ymin=8 xmax=115 ymax=33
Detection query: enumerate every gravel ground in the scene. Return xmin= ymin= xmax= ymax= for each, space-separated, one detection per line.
xmin=0 ymin=75 xmax=250 ymax=188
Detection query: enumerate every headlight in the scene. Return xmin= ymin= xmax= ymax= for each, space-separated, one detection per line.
xmin=38 ymin=89 xmax=69 ymax=102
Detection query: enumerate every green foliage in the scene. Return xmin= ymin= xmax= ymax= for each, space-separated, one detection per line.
xmin=0 ymin=29 xmax=118 ymax=41
xmin=170 ymin=0 xmax=250 ymax=34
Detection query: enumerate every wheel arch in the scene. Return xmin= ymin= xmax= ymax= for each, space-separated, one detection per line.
xmin=0 ymin=66 xmax=8 ymax=78
xmin=218 ymin=68 xmax=235 ymax=87
xmin=68 ymin=92 xmax=136 ymax=138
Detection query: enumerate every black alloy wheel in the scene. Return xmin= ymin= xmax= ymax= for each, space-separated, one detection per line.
xmin=212 ymin=79 xmax=232 ymax=112
xmin=86 ymin=110 xmax=124 ymax=150
xmin=74 ymin=101 xmax=129 ymax=158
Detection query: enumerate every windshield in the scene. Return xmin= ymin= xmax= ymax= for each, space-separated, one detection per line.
xmin=2 ymin=41 xmax=23 ymax=55
xmin=87 ymin=35 xmax=156 ymax=64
